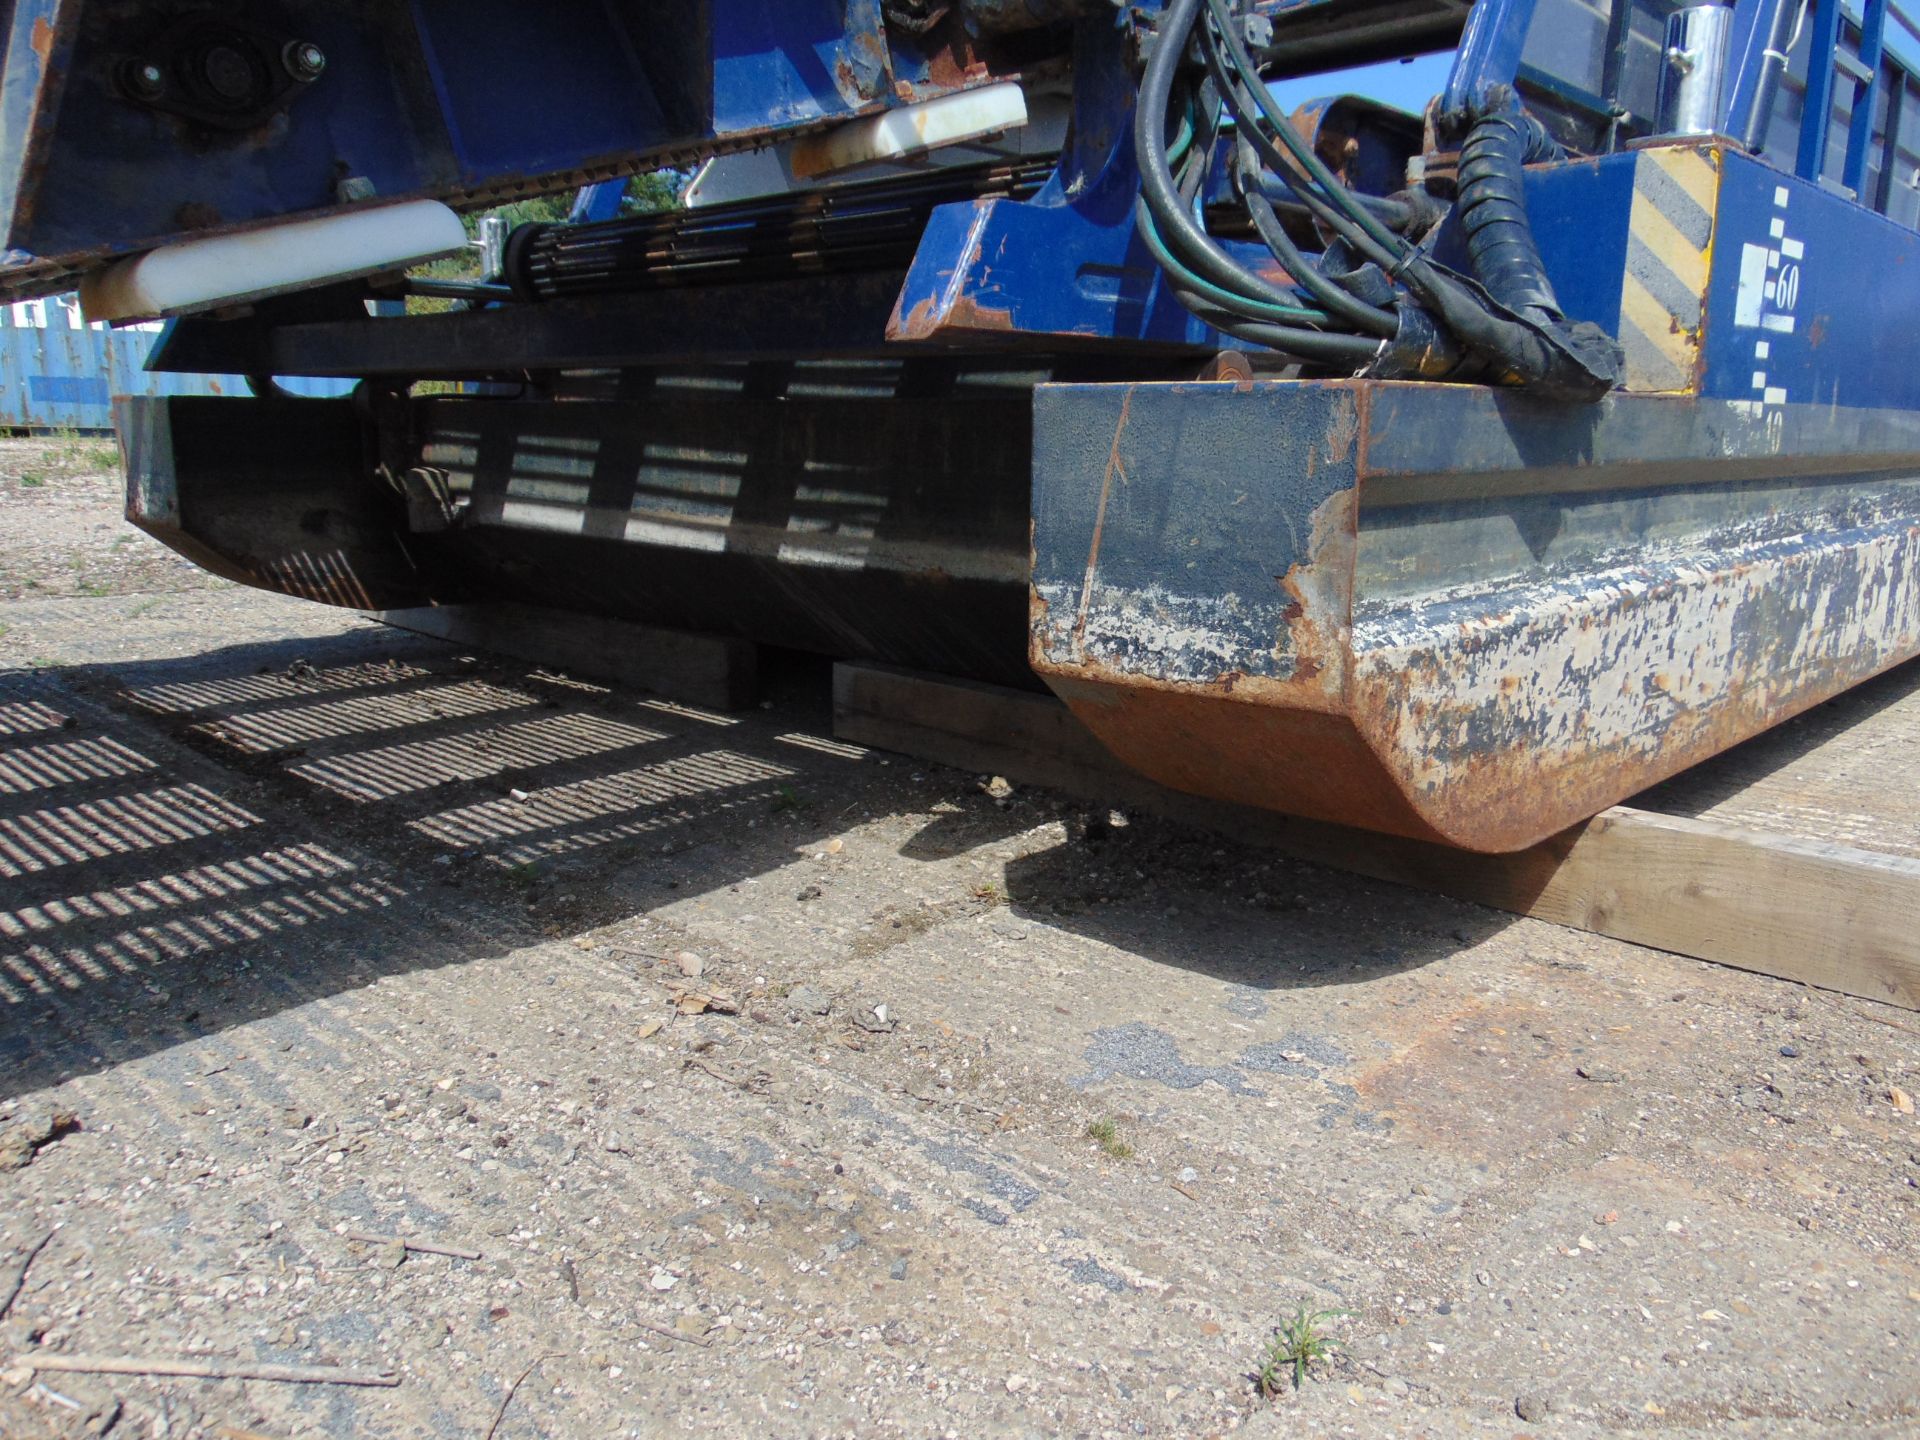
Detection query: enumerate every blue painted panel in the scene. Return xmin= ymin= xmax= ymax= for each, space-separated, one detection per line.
xmin=29 ymin=374 xmax=108 ymax=406
xmin=1701 ymin=148 xmax=1920 ymax=409
xmin=895 ymin=192 xmax=1221 ymax=346
xmin=409 ymin=0 xmax=669 ymax=176
xmin=709 ymin=0 xmax=887 ymax=132
xmin=893 ymin=17 xmax=1219 ymax=348
xmin=0 ymin=0 xmax=892 ymax=292
xmin=1505 ymin=156 xmax=1638 ymax=335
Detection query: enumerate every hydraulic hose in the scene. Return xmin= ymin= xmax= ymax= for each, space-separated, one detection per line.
xmin=1173 ymin=295 xmax=1384 ymax=363
xmin=1234 ymin=144 xmax=1397 ymax=336
xmin=1739 ymin=0 xmax=1801 ymax=153
xmin=1456 ymin=106 xmax=1566 ymax=323
xmin=1201 ymin=0 xmax=1410 ymax=260
xmin=1133 ymin=0 xmax=1304 ymax=311
xmin=1131 ymin=0 xmax=1619 ymax=397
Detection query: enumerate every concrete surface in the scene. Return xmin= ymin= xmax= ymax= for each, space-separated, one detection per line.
xmin=0 ymin=449 xmax=1916 ymax=1438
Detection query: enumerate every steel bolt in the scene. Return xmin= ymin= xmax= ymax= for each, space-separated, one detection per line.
xmin=126 ymin=60 xmax=166 ymax=100
xmin=285 ymin=41 xmax=327 ymax=81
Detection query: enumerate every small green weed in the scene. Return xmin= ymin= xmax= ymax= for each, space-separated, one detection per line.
xmin=19 ymin=472 xmax=45 ymax=488
xmin=1257 ymin=1305 xmax=1352 ymax=1396
xmin=770 ymin=784 xmax=801 ymax=813
xmin=49 ymin=427 xmax=114 ymax=471
xmin=1084 ymin=1117 xmax=1133 ymax=1161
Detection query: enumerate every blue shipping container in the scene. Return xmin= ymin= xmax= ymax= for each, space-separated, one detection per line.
xmin=0 ymin=295 xmax=349 ymax=431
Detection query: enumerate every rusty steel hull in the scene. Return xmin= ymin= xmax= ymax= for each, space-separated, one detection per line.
xmin=1029 ymin=379 xmax=1920 ymax=852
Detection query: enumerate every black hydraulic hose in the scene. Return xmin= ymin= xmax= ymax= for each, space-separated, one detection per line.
xmin=1456 ymin=106 xmax=1566 ymax=323
xmin=1740 ymin=0 xmax=1798 ymax=153
xmin=1234 ymin=144 xmax=1397 ymax=336
xmin=1202 ymin=0 xmax=1410 ymax=259
xmin=1134 ymin=0 xmax=1613 ymax=394
xmin=1250 ymin=175 xmax=1419 ymax=235
xmin=1133 ymin=0 xmax=1305 ymax=310
xmin=1172 ymin=292 xmax=1383 ymax=363
xmin=1205 ymin=32 xmax=1607 ymax=394
xmin=1199 ymin=39 xmax=1408 ymax=277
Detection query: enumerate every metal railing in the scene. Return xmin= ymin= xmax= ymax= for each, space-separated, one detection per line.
xmin=1797 ymin=0 xmax=1920 ymax=212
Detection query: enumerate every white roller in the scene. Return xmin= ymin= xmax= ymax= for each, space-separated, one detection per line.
xmin=80 ymin=200 xmax=468 ymax=323
xmin=789 ymin=82 xmax=1029 ymax=181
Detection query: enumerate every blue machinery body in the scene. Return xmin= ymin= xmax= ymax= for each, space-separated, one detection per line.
xmin=3 ymin=0 xmax=1920 ymax=850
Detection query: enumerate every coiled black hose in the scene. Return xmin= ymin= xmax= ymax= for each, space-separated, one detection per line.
xmin=1456 ymin=106 xmax=1566 ymax=324
xmin=1132 ymin=0 xmax=1619 ymax=396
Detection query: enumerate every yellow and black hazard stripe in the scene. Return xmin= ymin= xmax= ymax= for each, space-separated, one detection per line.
xmin=1619 ymin=147 xmax=1719 ymax=393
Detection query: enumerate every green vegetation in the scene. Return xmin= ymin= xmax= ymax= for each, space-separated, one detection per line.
xmin=1084 ymin=1117 xmax=1133 ymax=1161
xmin=45 ymin=426 xmax=118 ymax=472
xmin=1257 ymin=1305 xmax=1352 ymax=1396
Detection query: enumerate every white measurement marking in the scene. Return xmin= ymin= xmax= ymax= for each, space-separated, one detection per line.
xmin=1737 ymin=181 xmax=1806 ymax=413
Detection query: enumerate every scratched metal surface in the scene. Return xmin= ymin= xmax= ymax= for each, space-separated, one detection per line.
xmin=1031 ymin=378 xmax=1920 ymax=852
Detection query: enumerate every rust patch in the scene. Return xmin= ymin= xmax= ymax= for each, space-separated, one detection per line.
xmin=889 ymin=290 xmax=1015 ymax=341
xmin=29 ymin=16 xmax=54 ymax=68
xmin=1273 ymin=484 xmax=1357 ymax=704
xmin=834 ymin=27 xmax=894 ymax=106
xmin=937 ymin=293 xmax=1016 ymax=331
xmin=922 ymin=25 xmax=989 ymax=94
xmin=1351 ymin=1001 xmax=1607 ymax=1162
xmin=1194 ymin=351 xmax=1255 ymax=390
xmin=1038 ymin=672 xmax=1446 ymax=839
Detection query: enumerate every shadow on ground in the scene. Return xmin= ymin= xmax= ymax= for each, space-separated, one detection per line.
xmin=0 ymin=629 xmax=874 ymax=1097
xmin=0 ymin=618 xmax=1632 ymax=1098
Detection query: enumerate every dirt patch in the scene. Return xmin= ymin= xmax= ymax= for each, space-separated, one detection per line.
xmin=0 ymin=438 xmax=228 ymax=604
xmin=0 ymin=474 xmax=1915 ymax=1439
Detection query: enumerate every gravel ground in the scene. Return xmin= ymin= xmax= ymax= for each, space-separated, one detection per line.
xmin=0 ymin=440 xmax=1915 ymax=1438
xmin=0 ymin=442 xmax=226 ymax=606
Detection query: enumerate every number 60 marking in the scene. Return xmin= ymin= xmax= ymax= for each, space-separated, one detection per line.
xmin=1775 ymin=263 xmax=1801 ymax=312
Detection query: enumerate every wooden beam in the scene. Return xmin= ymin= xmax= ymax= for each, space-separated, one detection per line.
xmin=833 ymin=663 xmax=1920 ymax=1012
xmin=377 ymin=603 xmax=756 ymax=712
